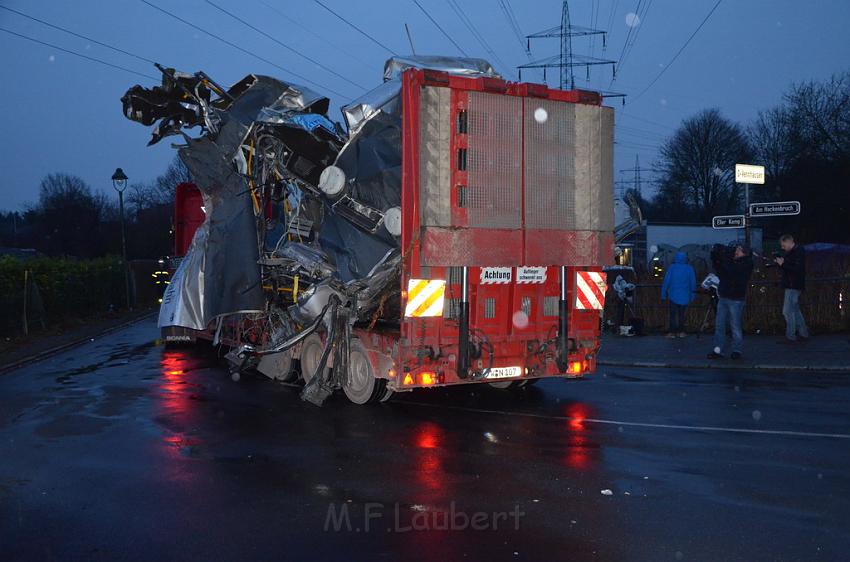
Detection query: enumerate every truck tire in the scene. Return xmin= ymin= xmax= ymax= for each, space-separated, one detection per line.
xmin=343 ymin=339 xmax=386 ymax=405
xmin=256 ymin=350 xmax=297 ymax=382
xmin=299 ymin=334 xmax=327 ymax=386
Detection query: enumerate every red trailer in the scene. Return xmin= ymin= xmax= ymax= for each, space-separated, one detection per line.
xmin=340 ymin=70 xmax=612 ymax=399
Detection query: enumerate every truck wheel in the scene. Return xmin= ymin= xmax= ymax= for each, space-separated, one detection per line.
xmin=379 ymin=386 xmax=395 ymax=403
xmin=299 ymin=334 xmax=327 ymax=386
xmin=256 ymin=350 xmax=297 ymax=382
xmin=343 ymin=339 xmax=386 ymax=404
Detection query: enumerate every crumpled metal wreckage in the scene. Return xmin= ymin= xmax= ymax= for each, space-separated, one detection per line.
xmin=122 ymin=56 xmax=497 ymax=405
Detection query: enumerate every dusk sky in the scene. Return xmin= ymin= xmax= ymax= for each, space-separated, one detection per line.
xmin=1 ymin=0 xmax=848 ymax=211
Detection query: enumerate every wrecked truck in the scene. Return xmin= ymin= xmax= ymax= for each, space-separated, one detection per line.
xmin=121 ymin=56 xmax=613 ymax=405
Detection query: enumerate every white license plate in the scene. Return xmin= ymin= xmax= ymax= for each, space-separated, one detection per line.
xmin=485 ymin=366 xmax=522 ymax=379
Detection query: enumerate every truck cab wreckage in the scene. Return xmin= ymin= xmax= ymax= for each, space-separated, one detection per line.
xmin=121 ymin=56 xmax=614 ymax=405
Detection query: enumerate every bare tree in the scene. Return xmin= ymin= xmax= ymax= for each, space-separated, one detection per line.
xmin=654 ymin=109 xmax=752 ymax=222
xmin=748 ymin=107 xmax=795 ymax=199
xmin=26 ymin=173 xmax=113 ymax=257
xmin=783 ymin=71 xmax=850 ymax=161
xmin=150 ymin=156 xmax=192 ymax=205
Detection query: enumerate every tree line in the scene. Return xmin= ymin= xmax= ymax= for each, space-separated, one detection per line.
xmin=0 ymin=157 xmax=191 ymax=259
xmin=636 ymin=71 xmax=850 ymax=243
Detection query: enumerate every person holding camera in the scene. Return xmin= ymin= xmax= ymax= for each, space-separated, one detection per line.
xmin=661 ymin=251 xmax=697 ymax=338
xmin=775 ymin=234 xmax=809 ymax=343
xmin=708 ymin=243 xmax=754 ymax=360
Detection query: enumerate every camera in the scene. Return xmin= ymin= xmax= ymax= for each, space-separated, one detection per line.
xmin=772 ymin=251 xmax=782 ymax=259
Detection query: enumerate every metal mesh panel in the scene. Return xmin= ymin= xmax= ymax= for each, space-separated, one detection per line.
xmin=467 ymin=92 xmax=522 ymax=229
xmin=524 ymin=99 xmax=576 ymax=229
xmin=443 ymin=298 xmax=461 ymax=319
xmin=544 ymin=296 xmax=559 ymax=317
xmin=567 ymin=230 xmax=601 ymax=265
xmin=484 ymin=298 xmax=496 ymax=319
xmin=419 ymin=86 xmax=452 ymax=227
xmin=447 ymin=266 xmax=463 ymax=285
xmin=521 ymin=296 xmax=532 ymax=316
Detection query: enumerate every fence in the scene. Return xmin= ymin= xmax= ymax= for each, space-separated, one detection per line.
xmin=606 ymin=261 xmax=850 ymax=335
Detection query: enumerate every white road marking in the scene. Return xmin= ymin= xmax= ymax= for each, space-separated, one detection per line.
xmin=402 ymin=402 xmax=850 ymax=440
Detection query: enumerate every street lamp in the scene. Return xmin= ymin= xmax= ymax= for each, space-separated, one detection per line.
xmin=112 ymin=167 xmax=132 ymax=310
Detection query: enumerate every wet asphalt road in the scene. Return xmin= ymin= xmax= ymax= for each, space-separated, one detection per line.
xmin=1 ymin=318 xmax=848 ymax=561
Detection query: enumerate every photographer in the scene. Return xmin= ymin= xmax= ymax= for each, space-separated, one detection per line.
xmin=708 ymin=243 xmax=754 ymax=360
xmin=775 ymin=234 xmax=809 ymax=343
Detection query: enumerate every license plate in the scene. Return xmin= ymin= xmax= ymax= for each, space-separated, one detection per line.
xmin=485 ymin=366 xmax=522 ymax=379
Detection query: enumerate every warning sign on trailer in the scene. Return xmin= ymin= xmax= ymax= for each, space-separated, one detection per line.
xmin=480 ymin=267 xmax=512 ymax=284
xmin=517 ymin=266 xmax=547 ymax=284
xmin=574 ymin=271 xmax=607 ymax=310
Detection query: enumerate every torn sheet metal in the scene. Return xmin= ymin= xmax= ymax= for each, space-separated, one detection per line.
xmin=123 ymin=58 xmax=498 ymax=389
xmin=383 ymin=55 xmax=500 ymax=82
xmin=341 ymin=79 xmax=402 ymax=134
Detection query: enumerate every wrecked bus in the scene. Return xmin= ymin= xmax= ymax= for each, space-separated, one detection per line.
xmin=121 ymin=56 xmax=613 ymax=405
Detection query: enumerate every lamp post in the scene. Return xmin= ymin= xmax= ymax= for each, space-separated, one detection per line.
xmin=112 ymin=168 xmax=131 ymax=310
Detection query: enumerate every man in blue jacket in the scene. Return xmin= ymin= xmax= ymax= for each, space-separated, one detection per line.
xmin=661 ymin=251 xmax=697 ymax=338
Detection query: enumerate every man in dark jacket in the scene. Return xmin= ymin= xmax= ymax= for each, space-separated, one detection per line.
xmin=775 ymin=234 xmax=809 ymax=343
xmin=708 ymin=243 xmax=754 ymax=360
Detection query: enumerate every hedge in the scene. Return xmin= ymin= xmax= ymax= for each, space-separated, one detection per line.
xmin=0 ymin=255 xmax=125 ymax=336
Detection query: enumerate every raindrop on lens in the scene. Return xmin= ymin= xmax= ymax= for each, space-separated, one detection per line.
xmin=534 ymin=107 xmax=548 ymax=123
xmin=625 ymin=12 xmax=641 ymax=27
xmin=512 ymin=310 xmax=529 ymax=329
xmin=752 ymin=410 xmax=762 ymax=421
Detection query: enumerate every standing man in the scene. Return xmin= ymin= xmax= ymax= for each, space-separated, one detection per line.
xmin=708 ymin=243 xmax=754 ymax=360
xmin=661 ymin=251 xmax=697 ymax=338
xmin=775 ymin=234 xmax=809 ymax=343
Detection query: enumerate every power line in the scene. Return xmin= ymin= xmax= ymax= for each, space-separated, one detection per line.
xmin=205 ymin=0 xmax=366 ymax=91
xmin=258 ymin=0 xmax=373 ymax=71
xmin=620 ymin=112 xmax=677 ymax=131
xmin=498 ymin=0 xmax=530 ymax=58
xmin=632 ymin=0 xmax=723 ymax=101
xmin=139 ymin=0 xmax=347 ymax=97
xmin=617 ymin=125 xmax=668 ymax=140
xmin=617 ymin=0 xmax=652 ymax=75
xmin=0 ymin=5 xmax=157 ymax=65
xmin=313 ymin=0 xmax=398 ymax=56
xmin=610 ymin=0 xmax=641 ymax=82
xmin=589 ymin=0 xmax=600 ymax=58
xmin=0 ymin=26 xmax=158 ymax=80
xmin=605 ymin=0 xmax=621 ymax=36
xmin=411 ymin=0 xmax=468 ymax=57
xmin=445 ymin=0 xmax=514 ymax=78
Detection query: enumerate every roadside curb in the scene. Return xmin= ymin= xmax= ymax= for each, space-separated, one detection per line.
xmin=0 ymin=312 xmax=158 ymax=374
xmin=598 ymin=359 xmax=850 ymax=372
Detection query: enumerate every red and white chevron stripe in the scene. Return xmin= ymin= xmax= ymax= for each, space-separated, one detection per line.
xmin=574 ymin=271 xmax=607 ymax=310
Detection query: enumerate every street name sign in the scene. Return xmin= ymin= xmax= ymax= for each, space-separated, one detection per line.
xmin=712 ymin=214 xmax=746 ymax=229
xmin=749 ymin=201 xmax=801 ymax=217
xmin=735 ymin=164 xmax=765 ymax=184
